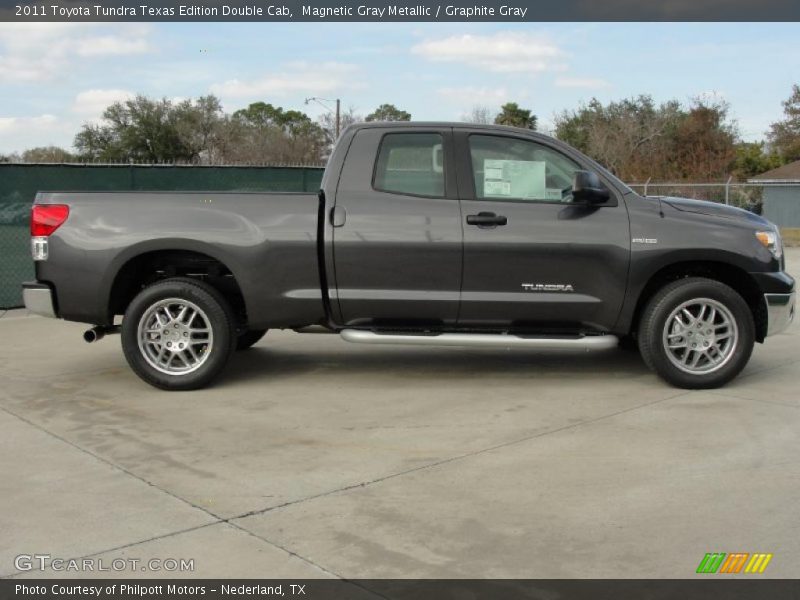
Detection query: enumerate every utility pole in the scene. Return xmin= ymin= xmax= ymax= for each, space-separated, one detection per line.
xmin=305 ymin=97 xmax=342 ymax=140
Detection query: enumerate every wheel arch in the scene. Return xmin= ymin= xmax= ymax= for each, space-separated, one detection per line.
xmin=105 ymin=242 xmax=250 ymax=327
xmin=629 ymin=260 xmax=767 ymax=343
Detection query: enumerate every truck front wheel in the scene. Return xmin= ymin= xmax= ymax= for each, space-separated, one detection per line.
xmin=638 ymin=277 xmax=755 ymax=389
xmin=121 ymin=278 xmax=237 ymax=390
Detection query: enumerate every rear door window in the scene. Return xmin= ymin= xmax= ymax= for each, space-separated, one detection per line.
xmin=373 ymin=133 xmax=445 ymax=198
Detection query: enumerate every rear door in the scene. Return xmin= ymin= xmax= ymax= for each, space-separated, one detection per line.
xmin=331 ymin=127 xmax=462 ymax=328
xmin=455 ymin=130 xmax=630 ymax=332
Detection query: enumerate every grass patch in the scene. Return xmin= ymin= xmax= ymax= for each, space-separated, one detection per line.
xmin=781 ymin=228 xmax=800 ymax=247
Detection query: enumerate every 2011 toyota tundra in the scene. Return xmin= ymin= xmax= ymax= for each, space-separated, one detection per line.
xmin=22 ymin=122 xmax=795 ymax=390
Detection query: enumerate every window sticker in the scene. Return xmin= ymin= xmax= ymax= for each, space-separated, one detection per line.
xmin=483 ymin=159 xmax=546 ymax=199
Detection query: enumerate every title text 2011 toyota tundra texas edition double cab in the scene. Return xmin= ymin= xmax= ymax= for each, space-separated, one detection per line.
xmin=22 ymin=123 xmax=795 ymax=390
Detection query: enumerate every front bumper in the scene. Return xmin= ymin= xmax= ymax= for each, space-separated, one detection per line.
xmin=22 ymin=282 xmax=57 ymax=319
xmin=765 ymin=291 xmax=795 ymax=336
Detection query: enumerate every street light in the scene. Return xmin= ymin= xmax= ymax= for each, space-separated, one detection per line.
xmin=305 ymin=96 xmax=341 ymax=139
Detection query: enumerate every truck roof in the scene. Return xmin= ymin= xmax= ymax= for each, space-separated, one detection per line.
xmin=344 ymin=121 xmax=550 ymax=138
xmin=340 ymin=121 xmax=631 ymax=192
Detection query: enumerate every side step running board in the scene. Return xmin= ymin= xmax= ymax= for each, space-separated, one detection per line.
xmin=340 ymin=329 xmax=618 ymax=351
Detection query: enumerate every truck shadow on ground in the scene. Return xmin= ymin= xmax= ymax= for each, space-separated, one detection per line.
xmin=220 ymin=344 xmax=652 ymax=386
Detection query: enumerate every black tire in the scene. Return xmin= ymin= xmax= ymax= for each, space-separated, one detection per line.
xmin=638 ymin=277 xmax=754 ymax=389
xmin=236 ymin=328 xmax=268 ymax=351
xmin=121 ymin=277 xmax=237 ymax=390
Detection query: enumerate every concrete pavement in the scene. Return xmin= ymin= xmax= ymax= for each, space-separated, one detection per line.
xmin=1 ymin=249 xmax=798 ymax=579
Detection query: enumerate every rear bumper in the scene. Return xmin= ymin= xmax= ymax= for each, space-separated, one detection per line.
xmin=22 ymin=282 xmax=57 ymax=319
xmin=765 ymin=292 xmax=795 ymax=337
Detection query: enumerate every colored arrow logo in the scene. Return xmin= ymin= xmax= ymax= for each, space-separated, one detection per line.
xmin=697 ymin=553 xmax=773 ymax=574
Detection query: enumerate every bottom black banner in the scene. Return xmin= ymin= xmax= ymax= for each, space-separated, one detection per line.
xmin=2 ymin=580 xmax=799 ymax=600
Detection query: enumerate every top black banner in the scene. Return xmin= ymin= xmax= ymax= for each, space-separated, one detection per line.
xmin=3 ymin=0 xmax=800 ymax=22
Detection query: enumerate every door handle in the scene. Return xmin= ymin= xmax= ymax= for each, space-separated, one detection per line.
xmin=330 ymin=206 xmax=346 ymax=227
xmin=466 ymin=212 xmax=507 ymax=227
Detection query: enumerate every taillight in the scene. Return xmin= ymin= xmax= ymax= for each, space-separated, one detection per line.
xmin=31 ymin=204 xmax=69 ymax=237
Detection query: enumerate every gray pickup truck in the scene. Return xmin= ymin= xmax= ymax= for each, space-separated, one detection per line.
xmin=23 ymin=122 xmax=795 ymax=390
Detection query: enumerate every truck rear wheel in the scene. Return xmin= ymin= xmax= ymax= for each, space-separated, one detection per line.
xmin=121 ymin=278 xmax=237 ymax=390
xmin=638 ymin=277 xmax=754 ymax=389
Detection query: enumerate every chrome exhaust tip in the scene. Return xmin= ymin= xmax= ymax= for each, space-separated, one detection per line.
xmin=83 ymin=325 xmax=120 ymax=343
xmin=83 ymin=326 xmax=105 ymax=343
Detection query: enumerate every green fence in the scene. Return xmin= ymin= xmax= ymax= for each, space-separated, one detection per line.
xmin=0 ymin=163 xmax=325 ymax=309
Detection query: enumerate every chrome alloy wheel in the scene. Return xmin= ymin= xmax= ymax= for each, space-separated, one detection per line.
xmin=662 ymin=298 xmax=738 ymax=375
xmin=137 ymin=298 xmax=213 ymax=375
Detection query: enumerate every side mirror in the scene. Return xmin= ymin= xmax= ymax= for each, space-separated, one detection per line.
xmin=572 ymin=170 xmax=610 ymax=204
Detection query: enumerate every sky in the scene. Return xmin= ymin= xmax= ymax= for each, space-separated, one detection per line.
xmin=1 ymin=21 xmax=799 ymax=153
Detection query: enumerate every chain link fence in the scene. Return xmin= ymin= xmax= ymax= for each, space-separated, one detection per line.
xmin=627 ymin=180 xmax=765 ymax=212
xmin=0 ymin=163 xmax=324 ymax=309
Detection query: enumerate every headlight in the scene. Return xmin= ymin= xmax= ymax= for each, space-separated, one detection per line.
xmin=755 ymin=229 xmax=783 ymax=259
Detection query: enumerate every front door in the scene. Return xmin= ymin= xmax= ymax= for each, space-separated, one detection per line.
xmin=456 ymin=131 xmax=630 ymax=332
xmin=331 ymin=127 xmax=462 ymax=328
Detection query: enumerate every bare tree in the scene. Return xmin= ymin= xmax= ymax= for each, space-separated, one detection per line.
xmin=218 ymin=102 xmax=327 ymax=164
xmin=21 ymin=146 xmax=75 ymax=163
xmin=461 ymin=106 xmax=495 ymax=124
xmin=554 ymin=95 xmax=736 ymax=181
xmin=173 ymin=96 xmax=226 ymax=164
xmin=318 ymin=105 xmax=362 ymax=146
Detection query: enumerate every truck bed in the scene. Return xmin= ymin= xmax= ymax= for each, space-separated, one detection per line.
xmin=34 ymin=191 xmax=325 ymax=328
